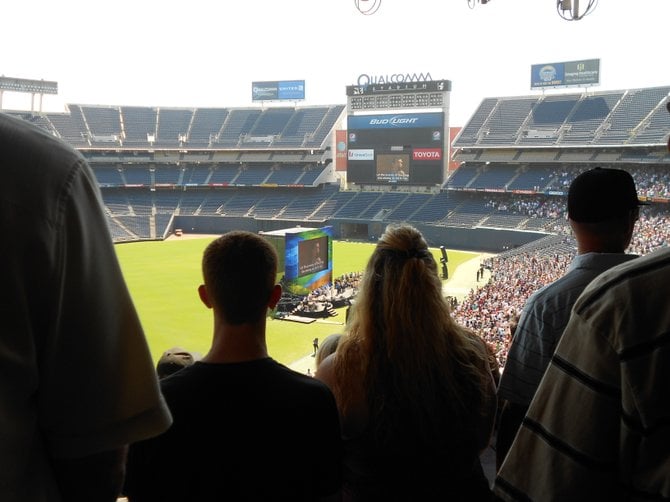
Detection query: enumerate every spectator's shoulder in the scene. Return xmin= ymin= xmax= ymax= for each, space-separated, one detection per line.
xmin=574 ymin=248 xmax=670 ymax=314
xmin=0 ymin=112 xmax=84 ymax=174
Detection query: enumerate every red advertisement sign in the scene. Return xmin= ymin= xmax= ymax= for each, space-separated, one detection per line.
xmin=412 ymin=148 xmax=442 ymax=160
xmin=335 ymin=129 xmax=348 ymax=171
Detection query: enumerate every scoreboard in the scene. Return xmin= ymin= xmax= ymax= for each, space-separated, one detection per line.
xmin=344 ymin=79 xmax=451 ymax=186
xmin=346 ymin=112 xmax=445 ymax=185
xmin=346 ymin=79 xmax=451 ymax=111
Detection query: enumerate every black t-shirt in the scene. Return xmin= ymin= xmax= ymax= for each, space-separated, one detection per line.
xmin=125 ymin=358 xmax=342 ymax=501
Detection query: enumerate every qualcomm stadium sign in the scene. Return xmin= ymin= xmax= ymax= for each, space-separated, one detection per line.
xmin=251 ymin=80 xmax=305 ymax=101
xmin=346 ymin=75 xmax=451 ymax=97
xmin=357 ymin=72 xmax=433 ymax=86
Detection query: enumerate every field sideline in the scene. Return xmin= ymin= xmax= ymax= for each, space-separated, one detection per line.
xmin=115 ymin=236 xmax=484 ymax=368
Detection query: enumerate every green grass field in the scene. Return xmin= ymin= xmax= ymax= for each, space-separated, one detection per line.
xmin=115 ymin=238 xmax=479 ymax=367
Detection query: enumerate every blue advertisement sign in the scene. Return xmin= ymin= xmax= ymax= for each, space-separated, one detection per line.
xmin=531 ymin=59 xmax=600 ymax=89
xmin=278 ymin=80 xmax=305 ymax=100
xmin=531 ymin=63 xmax=566 ymax=88
xmin=252 ymin=80 xmax=305 ymax=101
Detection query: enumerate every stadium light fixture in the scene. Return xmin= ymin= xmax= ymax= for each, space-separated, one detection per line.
xmin=354 ymin=0 xmax=381 ymax=16
xmin=468 ymin=0 xmax=490 ymax=8
xmin=468 ymin=0 xmax=597 ymax=20
xmin=557 ymin=0 xmax=598 ymax=20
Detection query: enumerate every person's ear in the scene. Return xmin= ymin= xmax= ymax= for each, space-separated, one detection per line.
xmin=267 ymin=284 xmax=282 ymax=310
xmin=198 ymin=284 xmax=213 ymax=309
xmin=631 ymin=206 xmax=640 ymax=223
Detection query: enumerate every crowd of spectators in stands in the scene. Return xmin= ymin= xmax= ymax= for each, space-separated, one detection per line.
xmin=485 ymin=165 xmax=670 ymax=231
xmin=486 ymin=195 xmax=565 ymax=220
xmin=452 ymin=249 xmax=573 ymax=369
xmin=452 ymin=207 xmax=670 ymax=369
xmin=631 ymin=165 xmax=670 ymax=199
xmin=542 ymin=164 xmax=670 ymax=196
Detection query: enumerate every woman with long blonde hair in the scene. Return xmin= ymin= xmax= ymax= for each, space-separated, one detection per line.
xmin=316 ymin=224 xmax=496 ymax=501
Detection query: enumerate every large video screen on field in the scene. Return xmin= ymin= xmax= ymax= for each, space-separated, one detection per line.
xmin=346 ymin=112 xmax=445 ymax=185
xmin=285 ymin=227 xmax=333 ymax=294
xmin=298 ymin=236 xmax=328 ymax=277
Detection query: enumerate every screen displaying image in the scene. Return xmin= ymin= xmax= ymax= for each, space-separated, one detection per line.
xmin=297 ymin=236 xmax=329 ymax=277
xmin=376 ymin=153 xmax=410 ymax=182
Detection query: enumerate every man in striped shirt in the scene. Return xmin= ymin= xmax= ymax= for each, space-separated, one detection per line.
xmin=494 ymin=102 xmax=670 ymax=501
xmin=495 ymin=167 xmax=643 ymax=468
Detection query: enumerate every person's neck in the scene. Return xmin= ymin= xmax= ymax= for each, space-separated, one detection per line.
xmin=576 ymin=242 xmax=627 ymax=255
xmin=202 ymin=320 xmax=269 ymax=364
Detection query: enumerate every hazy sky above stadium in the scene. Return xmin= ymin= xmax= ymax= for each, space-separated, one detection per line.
xmin=2 ymin=0 xmax=669 ymax=126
